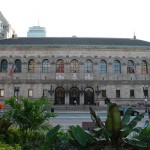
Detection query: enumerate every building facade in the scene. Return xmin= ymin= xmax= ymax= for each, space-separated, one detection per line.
xmin=27 ymin=26 xmax=46 ymax=37
xmin=0 ymin=11 xmax=16 ymax=39
xmin=0 ymin=37 xmax=150 ymax=106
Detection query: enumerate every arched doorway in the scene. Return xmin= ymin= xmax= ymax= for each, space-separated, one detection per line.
xmin=55 ymin=87 xmax=65 ymax=105
xmin=84 ymin=87 xmax=94 ymax=105
xmin=69 ymin=87 xmax=80 ymax=105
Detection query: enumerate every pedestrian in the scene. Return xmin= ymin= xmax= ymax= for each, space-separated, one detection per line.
xmin=144 ymin=120 xmax=149 ymax=127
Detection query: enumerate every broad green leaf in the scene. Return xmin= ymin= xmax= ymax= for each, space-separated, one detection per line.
xmin=124 ymin=138 xmax=149 ymax=148
xmin=47 ymin=124 xmax=61 ymax=141
xmin=69 ymin=125 xmax=89 ymax=147
xmin=128 ymin=113 xmax=145 ymax=128
xmin=121 ymin=107 xmax=132 ymax=126
xmin=105 ymin=103 xmax=121 ymax=135
xmin=89 ymin=106 xmax=110 ymax=140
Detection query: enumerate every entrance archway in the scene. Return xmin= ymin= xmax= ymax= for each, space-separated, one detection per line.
xmin=69 ymin=87 xmax=80 ymax=105
xmin=84 ymin=87 xmax=94 ymax=105
xmin=55 ymin=87 xmax=65 ymax=105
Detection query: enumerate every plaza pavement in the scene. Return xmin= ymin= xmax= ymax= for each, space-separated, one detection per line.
xmin=50 ymin=109 xmax=149 ymax=131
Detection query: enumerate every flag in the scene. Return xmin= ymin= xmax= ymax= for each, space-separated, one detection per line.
xmin=9 ymin=64 xmax=16 ymax=77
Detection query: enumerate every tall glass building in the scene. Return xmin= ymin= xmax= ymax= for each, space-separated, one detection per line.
xmin=27 ymin=26 xmax=46 ymax=37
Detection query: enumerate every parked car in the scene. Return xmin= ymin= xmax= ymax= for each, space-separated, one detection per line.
xmin=119 ymin=107 xmax=139 ymax=116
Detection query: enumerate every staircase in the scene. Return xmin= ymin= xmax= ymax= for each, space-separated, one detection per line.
xmin=52 ymin=105 xmax=107 ymax=111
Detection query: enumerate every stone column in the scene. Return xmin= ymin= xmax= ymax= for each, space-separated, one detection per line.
xmin=65 ymin=93 xmax=69 ymax=105
xmin=122 ymin=63 xmax=127 ymax=80
xmin=80 ymin=92 xmax=84 ymax=104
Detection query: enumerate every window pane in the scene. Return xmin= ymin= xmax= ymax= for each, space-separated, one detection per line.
xmin=127 ymin=60 xmax=135 ymax=73
xmin=0 ymin=89 xmax=4 ymax=97
xmin=116 ymin=90 xmax=120 ymax=98
xmin=102 ymin=90 xmax=106 ymax=97
xmin=130 ymin=90 xmax=134 ymax=98
xmin=99 ymin=60 xmax=107 ymax=73
xmin=56 ymin=59 xmax=64 ymax=73
xmin=71 ymin=59 xmax=79 ymax=73
xmin=42 ymin=59 xmax=50 ymax=73
xmin=84 ymin=59 xmax=93 ymax=73
xmin=113 ymin=60 xmax=121 ymax=73
xmin=28 ymin=59 xmax=36 ymax=73
xmin=28 ymin=89 xmax=33 ymax=97
xmin=15 ymin=59 xmax=22 ymax=73
xmin=141 ymin=60 xmax=148 ymax=74
xmin=1 ymin=59 xmax=8 ymax=72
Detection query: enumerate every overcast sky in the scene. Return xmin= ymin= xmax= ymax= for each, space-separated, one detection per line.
xmin=1 ymin=0 xmax=150 ymax=41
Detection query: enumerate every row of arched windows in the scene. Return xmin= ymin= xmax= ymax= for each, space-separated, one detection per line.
xmin=0 ymin=58 xmax=148 ymax=74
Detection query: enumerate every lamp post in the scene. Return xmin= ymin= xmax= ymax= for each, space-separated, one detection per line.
xmin=143 ymin=85 xmax=148 ymax=113
xmin=65 ymin=85 xmax=69 ymax=95
xmin=48 ymin=85 xmax=54 ymax=96
xmin=80 ymin=85 xmax=84 ymax=95
xmin=95 ymin=85 xmax=101 ymax=95
xmin=14 ymin=85 xmax=20 ymax=101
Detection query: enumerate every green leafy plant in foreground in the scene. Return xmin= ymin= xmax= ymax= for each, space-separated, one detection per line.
xmin=89 ymin=102 xmax=145 ymax=149
xmin=3 ymin=96 xmax=54 ymax=150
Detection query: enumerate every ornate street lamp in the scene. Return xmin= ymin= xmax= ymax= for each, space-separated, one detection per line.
xmin=65 ymin=85 xmax=69 ymax=95
xmin=48 ymin=85 xmax=54 ymax=96
xmin=80 ymin=85 xmax=84 ymax=95
xmin=143 ymin=85 xmax=148 ymax=112
xmin=95 ymin=85 xmax=101 ymax=95
xmin=14 ymin=85 xmax=20 ymax=101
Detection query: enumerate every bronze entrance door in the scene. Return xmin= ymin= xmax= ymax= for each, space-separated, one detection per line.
xmin=84 ymin=87 xmax=94 ymax=105
xmin=55 ymin=87 xmax=65 ymax=105
xmin=69 ymin=87 xmax=80 ymax=105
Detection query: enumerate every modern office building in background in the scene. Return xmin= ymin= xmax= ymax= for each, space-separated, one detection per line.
xmin=0 ymin=11 xmax=16 ymax=39
xmin=27 ymin=26 xmax=46 ymax=37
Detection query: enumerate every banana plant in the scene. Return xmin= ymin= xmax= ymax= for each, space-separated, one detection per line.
xmin=124 ymin=125 xmax=150 ymax=148
xmin=89 ymin=102 xmax=145 ymax=149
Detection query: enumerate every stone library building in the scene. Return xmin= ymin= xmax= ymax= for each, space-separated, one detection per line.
xmin=0 ymin=37 xmax=150 ymax=106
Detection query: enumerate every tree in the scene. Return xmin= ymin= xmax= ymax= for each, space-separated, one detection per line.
xmin=3 ymin=96 xmax=55 ymax=150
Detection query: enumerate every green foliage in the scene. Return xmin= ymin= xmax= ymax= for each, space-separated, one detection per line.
xmin=0 ymin=118 xmax=12 ymax=134
xmin=47 ymin=124 xmax=61 ymax=142
xmin=66 ymin=125 xmax=96 ymax=149
xmin=69 ymin=125 xmax=89 ymax=146
xmin=138 ymin=126 xmax=150 ymax=143
xmin=124 ymin=125 xmax=150 ymax=148
xmin=4 ymin=97 xmax=54 ymax=131
xmin=89 ymin=102 xmax=145 ymax=149
xmin=3 ymin=96 xmax=54 ymax=150
xmin=0 ymin=117 xmax=20 ymax=146
xmin=0 ymin=142 xmax=21 ymax=150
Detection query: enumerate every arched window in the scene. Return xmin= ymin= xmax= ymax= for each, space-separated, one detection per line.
xmin=28 ymin=59 xmax=36 ymax=73
xmin=1 ymin=59 xmax=8 ymax=72
xmin=84 ymin=59 xmax=93 ymax=73
xmin=113 ymin=60 xmax=121 ymax=73
xmin=127 ymin=60 xmax=135 ymax=73
xmin=55 ymin=87 xmax=65 ymax=104
xmin=56 ymin=59 xmax=64 ymax=73
xmin=84 ymin=87 xmax=94 ymax=105
xmin=42 ymin=59 xmax=50 ymax=73
xmin=99 ymin=59 xmax=107 ymax=73
xmin=141 ymin=60 xmax=148 ymax=74
xmin=15 ymin=59 xmax=22 ymax=73
xmin=71 ymin=59 xmax=79 ymax=73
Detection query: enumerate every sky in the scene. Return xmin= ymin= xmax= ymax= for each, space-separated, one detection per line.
xmin=1 ymin=0 xmax=150 ymax=41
